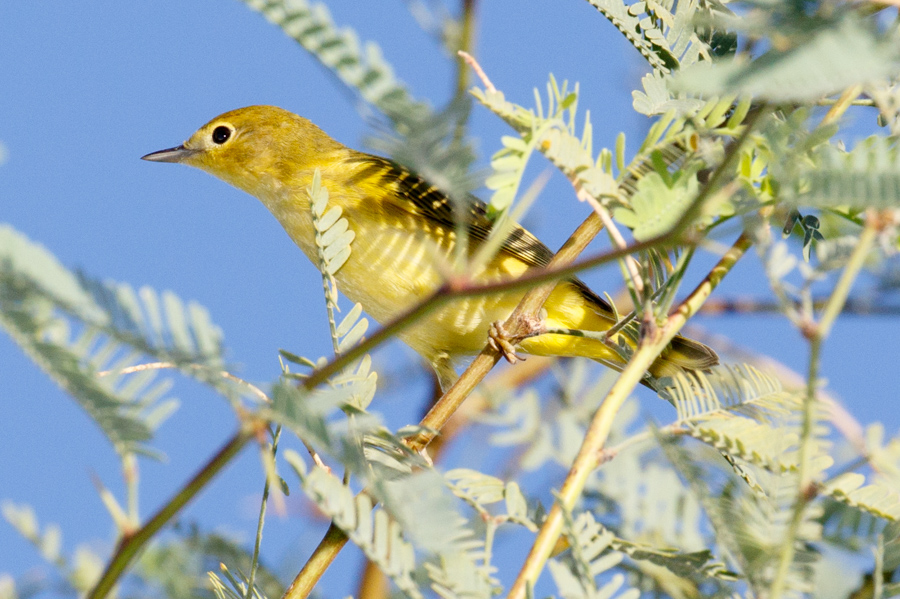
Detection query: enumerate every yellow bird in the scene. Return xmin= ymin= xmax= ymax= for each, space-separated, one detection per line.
xmin=142 ymin=105 xmax=717 ymax=390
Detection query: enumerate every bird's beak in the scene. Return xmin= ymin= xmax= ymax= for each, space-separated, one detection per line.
xmin=141 ymin=144 xmax=198 ymax=163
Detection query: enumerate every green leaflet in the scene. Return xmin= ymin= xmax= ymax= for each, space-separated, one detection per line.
xmin=550 ymin=509 xmax=640 ymax=599
xmin=306 ymin=168 xmax=372 ymax=382
xmin=795 ymin=136 xmax=900 ymax=210
xmin=823 ymin=474 xmax=900 ymax=521
xmin=674 ymin=16 xmax=900 ymax=102
xmin=613 ymin=163 xmax=702 ymax=241
xmin=241 ymin=0 xmax=428 ymax=121
xmin=2 ymin=502 xmax=104 ymax=595
xmin=283 ymin=454 xmax=453 ymax=599
xmin=585 ymin=0 xmax=713 ymax=74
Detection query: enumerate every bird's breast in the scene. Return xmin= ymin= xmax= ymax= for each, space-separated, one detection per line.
xmin=263 ymin=188 xmax=536 ymax=360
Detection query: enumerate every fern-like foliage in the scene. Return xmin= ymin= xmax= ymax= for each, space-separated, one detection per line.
xmin=0 ymin=225 xmax=230 ymax=455
xmin=620 ymin=94 xmax=751 ymax=201
xmin=661 ymin=363 xmax=836 ymax=475
xmin=310 ymin=169 xmax=355 ymax=279
xmin=613 ymin=159 xmax=703 ymax=241
xmin=472 ymin=76 xmax=619 ymax=205
xmin=632 ymin=72 xmax=706 ymax=116
xmin=484 ymin=131 xmax=547 ymax=215
xmin=472 ymin=72 xmax=754 ymax=238
xmin=475 ymin=362 xmax=619 ymax=471
xmin=824 ymin=473 xmax=900 ymax=522
xmin=794 ymin=135 xmax=900 ymax=210
xmin=657 ymin=435 xmax=822 ymax=597
xmin=431 ymin=470 xmax=534 ymax=595
xmin=445 ymin=468 xmax=538 ymax=530
xmin=549 ymin=510 xmax=640 ymax=599
xmin=273 ymin=378 xmax=470 ymax=555
xmin=307 ymin=168 xmax=371 ymax=365
xmin=424 ymin=548 xmax=497 ymax=599
xmin=241 ymin=0 xmax=428 ymax=121
xmin=673 ymin=14 xmax=900 ymax=102
xmin=609 ymin=534 xmax=736 ymax=581
xmin=586 ymin=0 xmax=713 ymax=74
xmin=662 ymin=362 xmax=783 ymax=421
xmin=283 ymin=455 xmax=423 ymax=598
xmin=476 ymin=363 xmax=739 ymax=591
xmin=268 ymin=378 xmax=380 ymax=467
xmin=2 ymin=502 xmax=104 ymax=595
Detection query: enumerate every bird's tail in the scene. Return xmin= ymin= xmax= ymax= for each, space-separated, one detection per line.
xmin=647 ymin=334 xmax=719 ymax=378
xmin=518 ymin=280 xmax=719 ymax=385
xmin=558 ymin=332 xmax=718 ymax=391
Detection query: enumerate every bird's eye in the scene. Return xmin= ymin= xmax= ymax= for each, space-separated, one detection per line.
xmin=212 ymin=126 xmax=232 ymax=144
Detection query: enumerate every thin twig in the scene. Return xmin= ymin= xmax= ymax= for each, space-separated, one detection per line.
xmin=698 ymin=296 xmax=900 ymax=316
xmin=578 ymin=188 xmax=645 ymax=295
xmin=822 ymin=85 xmax=864 ymax=126
xmin=96 ymin=361 xmax=270 ymax=404
xmin=770 ymin=217 xmax=877 ymax=598
xmin=768 ymin=88 xmax=873 ymax=599
xmin=245 ymin=426 xmax=282 ymax=599
xmin=99 ymin=359 xmax=326 ymax=469
xmin=815 ymin=98 xmax=875 ymax=106
xmin=458 ymin=50 xmax=495 ymax=93
xmin=454 ymin=1 xmax=478 ymax=100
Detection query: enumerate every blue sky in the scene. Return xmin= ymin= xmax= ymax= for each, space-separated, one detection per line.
xmin=2 ymin=1 xmax=898 ymax=596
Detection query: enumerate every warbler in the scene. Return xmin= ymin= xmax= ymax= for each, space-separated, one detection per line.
xmin=142 ymin=105 xmax=717 ymax=389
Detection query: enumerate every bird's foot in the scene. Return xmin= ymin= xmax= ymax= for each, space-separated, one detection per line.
xmin=488 ymin=321 xmax=523 ymax=363
xmin=488 ymin=316 xmax=545 ymax=364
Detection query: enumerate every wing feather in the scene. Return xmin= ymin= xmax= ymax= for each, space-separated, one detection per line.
xmin=345 ymin=154 xmax=614 ymax=313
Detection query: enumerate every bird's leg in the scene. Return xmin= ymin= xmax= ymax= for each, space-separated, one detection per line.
xmin=488 ymin=315 xmax=546 ymax=364
xmin=431 ymin=353 xmax=459 ymax=394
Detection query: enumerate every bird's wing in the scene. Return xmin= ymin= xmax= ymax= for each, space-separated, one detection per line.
xmin=345 ymin=155 xmax=614 ymax=314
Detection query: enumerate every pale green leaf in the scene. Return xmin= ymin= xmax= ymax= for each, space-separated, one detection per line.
xmin=673 ymin=17 xmax=900 ymax=102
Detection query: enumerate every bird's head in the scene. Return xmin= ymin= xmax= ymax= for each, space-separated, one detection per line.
xmin=142 ymin=105 xmax=341 ymax=196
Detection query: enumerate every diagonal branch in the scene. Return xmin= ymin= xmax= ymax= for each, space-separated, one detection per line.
xmin=508 ymin=230 xmax=754 ymax=598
